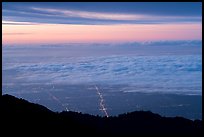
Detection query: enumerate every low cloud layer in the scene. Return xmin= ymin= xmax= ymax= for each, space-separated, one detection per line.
xmin=2 ymin=43 xmax=202 ymax=95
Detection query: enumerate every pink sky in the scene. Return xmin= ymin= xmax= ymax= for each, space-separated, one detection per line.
xmin=2 ymin=22 xmax=202 ymax=45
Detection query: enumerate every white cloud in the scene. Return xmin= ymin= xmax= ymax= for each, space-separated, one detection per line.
xmin=31 ymin=7 xmax=201 ymax=21
xmin=31 ymin=7 xmax=148 ymax=20
xmin=2 ymin=45 xmax=202 ymax=95
xmin=2 ymin=20 xmax=40 ymax=25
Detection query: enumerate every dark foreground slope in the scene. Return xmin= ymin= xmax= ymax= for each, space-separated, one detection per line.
xmin=1 ymin=94 xmax=202 ymax=136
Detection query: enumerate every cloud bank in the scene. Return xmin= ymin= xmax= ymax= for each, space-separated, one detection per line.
xmin=2 ymin=44 xmax=202 ymax=95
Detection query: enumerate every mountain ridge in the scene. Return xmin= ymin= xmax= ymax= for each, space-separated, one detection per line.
xmin=1 ymin=94 xmax=202 ymax=136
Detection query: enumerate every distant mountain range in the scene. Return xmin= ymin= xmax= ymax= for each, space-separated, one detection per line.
xmin=1 ymin=94 xmax=202 ymax=136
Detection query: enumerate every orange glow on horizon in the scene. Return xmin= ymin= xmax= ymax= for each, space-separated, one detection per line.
xmin=2 ymin=23 xmax=202 ymax=45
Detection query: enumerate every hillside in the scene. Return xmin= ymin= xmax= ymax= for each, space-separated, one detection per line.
xmin=1 ymin=94 xmax=202 ymax=136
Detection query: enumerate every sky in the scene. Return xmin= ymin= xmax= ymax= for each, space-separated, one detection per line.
xmin=2 ymin=2 xmax=202 ymax=45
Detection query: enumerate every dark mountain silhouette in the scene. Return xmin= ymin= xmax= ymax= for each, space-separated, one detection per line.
xmin=1 ymin=94 xmax=202 ymax=136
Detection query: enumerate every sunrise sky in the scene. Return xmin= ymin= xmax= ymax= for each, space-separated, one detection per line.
xmin=2 ymin=2 xmax=202 ymax=45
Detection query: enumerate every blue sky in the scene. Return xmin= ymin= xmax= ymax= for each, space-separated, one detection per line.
xmin=2 ymin=2 xmax=202 ymax=25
